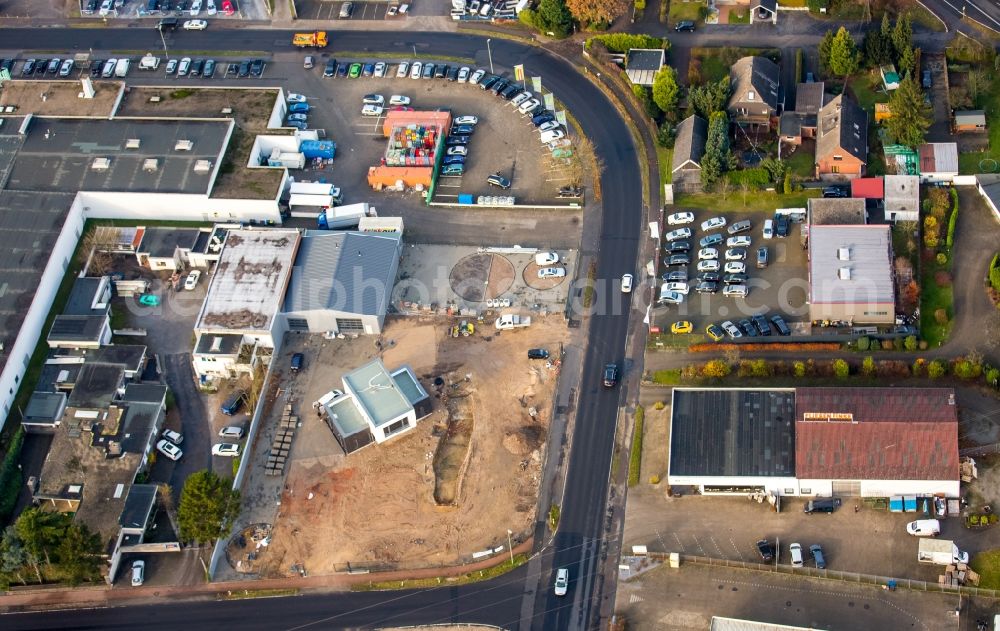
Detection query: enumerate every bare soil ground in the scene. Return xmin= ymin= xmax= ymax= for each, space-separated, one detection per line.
xmin=260 ymin=315 xmax=569 ymax=576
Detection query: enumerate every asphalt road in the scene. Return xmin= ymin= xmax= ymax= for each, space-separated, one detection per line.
xmin=0 ymin=28 xmax=642 ymax=631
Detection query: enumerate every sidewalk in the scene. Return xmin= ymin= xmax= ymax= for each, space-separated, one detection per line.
xmin=0 ymin=537 xmax=535 ymax=613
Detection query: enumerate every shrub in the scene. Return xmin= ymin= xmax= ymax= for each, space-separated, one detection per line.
xmin=936 ymin=252 xmax=948 ymax=265
xmin=702 ymin=360 xmax=731 ymax=378
xmin=794 ymin=361 xmax=806 ymax=378
xmin=904 ymin=335 xmax=918 ymax=351
xmin=588 ymin=34 xmax=667 ymax=54
xmin=934 ymin=308 xmax=949 ymax=324
xmin=862 ymin=356 xmax=876 ymax=376
xmin=833 ymin=359 xmax=850 ymax=379
xmin=928 ymin=359 xmax=947 ymax=379
xmin=857 ymin=336 xmax=870 ymax=351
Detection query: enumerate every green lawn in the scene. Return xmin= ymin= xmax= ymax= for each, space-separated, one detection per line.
xmin=673 ymin=188 xmax=821 ymax=211
xmin=971 ymin=549 xmax=1000 ymax=589
xmin=657 ymin=146 xmax=673 ymax=185
xmin=784 ymin=149 xmax=814 ymax=179
xmin=668 ymin=0 xmax=704 ymax=25
xmin=920 ymin=258 xmax=954 ymax=347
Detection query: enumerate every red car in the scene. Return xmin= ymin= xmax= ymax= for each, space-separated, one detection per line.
xmin=221 ymin=0 xmax=235 ymax=14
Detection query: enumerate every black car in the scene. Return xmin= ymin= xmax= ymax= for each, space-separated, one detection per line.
xmin=250 ymin=59 xmax=265 ymax=77
xmin=699 ymin=233 xmax=723 ymax=248
xmin=446 ymin=135 xmax=470 ymax=146
xmin=727 ymin=220 xmax=752 ymax=235
xmin=770 ymin=314 xmax=791 ymax=336
xmin=751 ymin=314 xmax=771 ymax=336
xmin=822 ymin=186 xmax=848 ymax=198
xmin=698 ymin=272 xmax=721 ymax=283
xmin=238 ymin=60 xmax=251 ymax=77
xmin=527 ymin=348 xmax=550 ymax=360
xmin=662 ymin=270 xmax=688 ymax=282
xmin=723 ymin=273 xmax=747 ymax=285
xmin=775 ymin=214 xmax=790 ymax=237
xmin=804 ymin=498 xmax=842 ymax=514
xmin=89 ymin=59 xmax=103 ymax=77
xmin=739 ymin=319 xmax=758 ymax=337
xmin=664 ymin=254 xmax=690 ymax=267
xmin=666 ymin=240 xmax=690 ymax=253
xmin=756 ymin=539 xmax=775 ymax=562
xmin=674 ymin=20 xmax=695 ymax=32
xmin=324 ymin=59 xmax=337 ymax=77
xmin=695 ymin=281 xmax=718 ymax=294
xmin=603 ymin=363 xmax=619 ymax=388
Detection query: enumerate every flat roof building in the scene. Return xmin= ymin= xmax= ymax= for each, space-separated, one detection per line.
xmin=808 ymin=225 xmax=894 ymax=325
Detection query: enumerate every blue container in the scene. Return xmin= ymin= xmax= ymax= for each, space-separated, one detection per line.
xmin=458 ymin=194 xmax=475 ymax=205
xmin=300 ymin=140 xmax=336 ymax=160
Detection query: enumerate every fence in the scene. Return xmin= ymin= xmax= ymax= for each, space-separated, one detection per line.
xmin=652 ymin=553 xmax=1000 ymax=599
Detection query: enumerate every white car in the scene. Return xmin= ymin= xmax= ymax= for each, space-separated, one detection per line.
xmin=518 ymin=98 xmax=540 ymax=114
xmin=446 ymin=146 xmax=467 ymax=157
xmin=697 ymin=247 xmax=718 ymax=260
xmin=665 ymin=227 xmax=692 ymax=241
xmin=212 ymin=443 xmax=241 ymax=457
xmin=724 ymin=261 xmax=746 ymax=274
xmin=554 ymin=568 xmax=569 ymax=596
xmin=162 ymin=429 xmax=183 ymax=445
xmin=667 ymin=212 xmax=695 ymax=225
xmin=701 ymin=216 xmax=727 ymax=232
xmin=206 ymin=0 xmax=216 ymax=14
xmin=538 ymin=121 xmax=561 ymax=133
xmin=470 ymin=68 xmax=486 ymax=84
xmin=454 ymin=115 xmax=479 ymax=126
xmin=396 ymin=61 xmax=409 ymax=78
xmin=189 ymin=0 xmax=201 ymax=14
xmin=663 ymin=281 xmax=689 ymax=295
xmin=286 ymin=93 xmax=307 ymax=104
xmin=725 ymin=248 xmax=747 ymax=261
xmin=156 ymin=439 xmax=183 ymax=461
xmin=906 ymin=519 xmax=941 ymax=537
xmin=620 ymin=274 xmax=633 ymax=293
xmin=389 ymin=94 xmax=410 ymax=106
xmin=219 ymin=427 xmax=244 ymax=441
xmin=538 ymin=267 xmax=566 ymax=279
xmin=658 ymin=290 xmax=684 ymax=305
xmin=183 ymin=19 xmax=207 ymax=29
xmin=361 ymin=104 xmax=384 ymax=117
xmin=409 ymin=61 xmax=422 ymax=79
xmin=131 ymin=560 xmax=145 ymax=587
xmin=534 ymin=251 xmax=559 ymax=266
xmin=540 ymin=129 xmax=565 ymax=144
xmin=457 ymin=66 xmax=470 ymax=82
xmin=373 ymin=62 xmax=387 ymax=77
xmin=362 ymin=93 xmax=385 ymax=105
xmin=697 ymin=259 xmax=720 ymax=272
xmin=726 ymin=235 xmax=752 ymax=247
xmin=184 ymin=270 xmax=201 ymax=290
xmin=789 ymin=543 xmax=804 ymax=568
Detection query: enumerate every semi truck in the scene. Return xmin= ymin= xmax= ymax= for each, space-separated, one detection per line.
xmin=292 ymin=31 xmax=328 ymax=48
xmin=917 ymin=539 xmax=969 ymax=565
xmin=494 ymin=314 xmax=531 ymax=330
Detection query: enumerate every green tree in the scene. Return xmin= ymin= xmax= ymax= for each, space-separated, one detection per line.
xmin=819 ymin=29 xmax=836 ymax=75
xmin=177 ymin=470 xmax=241 ymax=544
xmin=886 ymin=75 xmax=932 ymax=149
xmin=700 ymin=111 xmax=731 ymax=186
xmin=892 ymin=13 xmax=913 ymax=63
xmin=651 ymin=66 xmax=681 ymax=122
xmin=14 ymin=508 xmax=68 ymax=581
xmin=56 ymin=523 xmax=102 ymax=586
xmin=828 ymin=27 xmax=860 ymax=78
xmin=687 ymin=77 xmax=730 ymax=121
xmin=833 ymin=359 xmax=850 ymax=379
xmin=0 ymin=527 xmax=28 ymax=586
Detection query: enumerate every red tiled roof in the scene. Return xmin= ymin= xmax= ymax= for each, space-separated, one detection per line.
xmin=851 ymin=177 xmax=884 ymax=199
xmin=795 ymin=388 xmax=958 ymax=481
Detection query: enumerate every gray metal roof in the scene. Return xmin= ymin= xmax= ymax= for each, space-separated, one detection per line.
xmin=669 ymin=388 xmax=797 ymax=477
xmin=808 ymin=225 xmax=894 ymax=306
xmin=672 ymin=115 xmax=707 ymax=173
xmin=284 ymin=230 xmax=401 ymax=317
xmin=137 ymin=227 xmax=201 ymax=259
xmin=344 ymin=359 xmax=413 ymax=429
xmin=816 ymin=94 xmax=868 ymax=163
xmin=625 ymin=49 xmax=665 ymax=86
xmin=47 ymin=315 xmax=107 ymax=343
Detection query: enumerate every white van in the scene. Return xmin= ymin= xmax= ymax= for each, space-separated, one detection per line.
xmin=906 ymin=519 xmax=941 ymax=537
xmin=763 ymin=218 xmax=774 ymax=239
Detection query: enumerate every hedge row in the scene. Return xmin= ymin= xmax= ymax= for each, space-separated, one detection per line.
xmin=688 ymin=342 xmax=841 ymax=352
xmin=587 ymin=34 xmax=668 ymax=54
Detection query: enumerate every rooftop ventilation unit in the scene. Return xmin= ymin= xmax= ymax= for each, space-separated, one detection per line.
xmin=175 ymin=139 xmax=194 ymax=151
xmin=126 ymin=138 xmax=141 ymax=149
xmin=193 ymin=160 xmax=212 ymax=173
xmin=837 ymin=247 xmax=851 ymax=261
xmin=838 ymin=267 xmax=852 ymax=280
xmin=142 ymin=158 xmax=159 ymax=172
xmin=91 ymin=158 xmax=111 ymax=171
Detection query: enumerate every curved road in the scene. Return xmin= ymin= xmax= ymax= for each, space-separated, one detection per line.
xmin=0 ymin=28 xmax=642 ymax=631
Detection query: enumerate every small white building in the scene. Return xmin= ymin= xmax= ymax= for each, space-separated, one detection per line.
xmin=320 ymin=358 xmax=431 ymax=454
xmin=883 ymin=174 xmax=920 ymax=223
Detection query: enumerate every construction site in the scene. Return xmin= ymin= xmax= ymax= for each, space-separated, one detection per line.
xmin=249 ymin=314 xmax=569 ymax=576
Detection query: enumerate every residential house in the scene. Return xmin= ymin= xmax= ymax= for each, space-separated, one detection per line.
xmin=918 ymin=143 xmax=959 ymax=183
xmin=815 ymin=94 xmax=868 ymax=181
xmin=953 ymin=110 xmax=987 ymax=133
xmin=624 ymin=49 xmax=665 ymax=87
xmin=728 ymin=56 xmax=781 ymax=129
xmin=749 ymin=0 xmax=778 ymax=24
xmin=670 ymin=115 xmax=708 ymax=193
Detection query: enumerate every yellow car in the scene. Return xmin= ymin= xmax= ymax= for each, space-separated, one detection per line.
xmin=705 ymin=323 xmax=725 ymax=341
xmin=671 ymin=321 xmax=693 ymax=334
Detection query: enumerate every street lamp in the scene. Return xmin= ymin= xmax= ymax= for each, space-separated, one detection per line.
xmin=487 ymin=38 xmax=494 ymax=75
xmin=506 ymin=529 xmax=513 ymax=563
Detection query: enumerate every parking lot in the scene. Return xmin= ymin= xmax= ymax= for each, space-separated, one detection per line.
xmin=651 ymin=209 xmax=809 ymax=338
